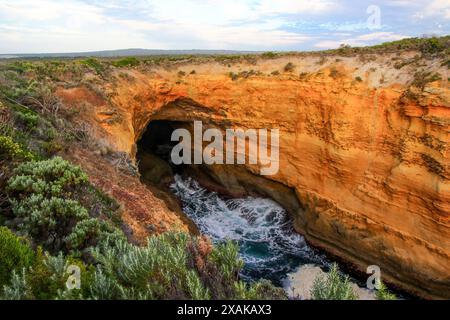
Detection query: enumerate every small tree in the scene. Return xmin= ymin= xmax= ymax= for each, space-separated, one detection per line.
xmin=311 ymin=263 xmax=358 ymax=300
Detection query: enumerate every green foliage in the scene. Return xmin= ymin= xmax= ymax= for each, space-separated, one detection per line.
xmin=7 ymin=156 xmax=88 ymax=197
xmin=311 ymin=263 xmax=358 ymax=300
xmin=376 ymin=282 xmax=397 ymax=300
xmin=0 ymin=227 xmax=35 ymax=287
xmin=261 ymin=52 xmax=277 ymax=59
xmin=13 ymin=107 xmax=39 ymax=130
xmin=325 ymin=36 xmax=450 ymax=57
xmin=0 ymin=135 xmax=35 ymax=161
xmin=210 ymin=241 xmax=243 ymax=280
xmin=88 ymin=233 xmax=285 ymax=300
xmin=1 ymin=249 xmax=94 ymax=300
xmin=6 ymin=157 xmax=122 ymax=254
xmin=355 ymin=76 xmax=363 ymax=82
xmin=112 ymin=57 xmax=140 ymax=68
xmin=80 ymin=58 xmax=105 ymax=75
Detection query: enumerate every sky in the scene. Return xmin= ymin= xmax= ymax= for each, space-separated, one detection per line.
xmin=0 ymin=0 xmax=448 ymax=53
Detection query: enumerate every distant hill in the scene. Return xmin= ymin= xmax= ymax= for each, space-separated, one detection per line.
xmin=0 ymin=48 xmax=258 ymax=59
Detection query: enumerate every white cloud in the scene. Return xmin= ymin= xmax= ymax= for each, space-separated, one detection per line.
xmin=0 ymin=0 xmax=315 ymax=52
xmin=314 ymin=31 xmax=408 ymax=48
xmin=256 ymin=0 xmax=337 ymax=15
xmin=414 ymin=0 xmax=450 ymax=20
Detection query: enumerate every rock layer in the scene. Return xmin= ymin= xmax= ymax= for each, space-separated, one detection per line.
xmin=57 ymin=53 xmax=450 ymax=298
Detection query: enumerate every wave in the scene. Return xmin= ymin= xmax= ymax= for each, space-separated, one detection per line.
xmin=170 ymin=175 xmax=329 ymax=285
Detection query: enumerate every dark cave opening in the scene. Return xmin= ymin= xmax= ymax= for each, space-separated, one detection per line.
xmin=136 ymin=120 xmax=186 ymax=186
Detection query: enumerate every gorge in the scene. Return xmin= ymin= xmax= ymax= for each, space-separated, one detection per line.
xmin=55 ymin=49 xmax=450 ymax=299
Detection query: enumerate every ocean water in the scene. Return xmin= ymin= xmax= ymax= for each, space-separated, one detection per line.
xmin=170 ymin=175 xmax=330 ymax=286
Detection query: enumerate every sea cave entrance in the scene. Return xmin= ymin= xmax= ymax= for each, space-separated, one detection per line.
xmin=135 ymin=119 xmax=331 ymax=287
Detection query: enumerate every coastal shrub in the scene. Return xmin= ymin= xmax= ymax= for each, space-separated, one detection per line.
xmin=1 ymin=249 xmax=94 ymax=300
xmin=311 ymin=263 xmax=357 ymax=300
xmin=0 ymin=135 xmax=35 ymax=161
xmin=14 ymin=108 xmax=39 ymax=130
xmin=88 ymin=233 xmax=285 ymax=300
xmin=262 ymin=52 xmax=277 ymax=59
xmin=112 ymin=57 xmax=140 ymax=68
xmin=376 ymin=282 xmax=397 ymax=300
xmin=6 ymin=157 xmax=122 ymax=254
xmin=80 ymin=58 xmax=105 ymax=75
xmin=0 ymin=227 xmax=35 ymax=287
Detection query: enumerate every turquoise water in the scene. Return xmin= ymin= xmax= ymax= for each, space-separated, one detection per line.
xmin=170 ymin=175 xmax=330 ymax=286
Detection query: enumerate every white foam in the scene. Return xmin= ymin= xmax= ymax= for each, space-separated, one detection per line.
xmin=170 ymin=175 xmax=328 ymax=282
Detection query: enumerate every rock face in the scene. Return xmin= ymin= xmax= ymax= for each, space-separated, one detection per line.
xmin=57 ymin=53 xmax=449 ymax=298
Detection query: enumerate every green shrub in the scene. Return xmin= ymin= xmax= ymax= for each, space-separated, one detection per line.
xmin=112 ymin=57 xmax=140 ymax=68
xmin=88 ymin=233 xmax=285 ymax=300
xmin=7 ymin=156 xmax=88 ymax=197
xmin=311 ymin=263 xmax=358 ymax=300
xmin=355 ymin=76 xmax=363 ymax=82
xmin=261 ymin=52 xmax=277 ymax=59
xmin=14 ymin=109 xmax=39 ymax=130
xmin=0 ymin=227 xmax=35 ymax=287
xmin=0 ymin=135 xmax=35 ymax=161
xmin=80 ymin=58 xmax=105 ymax=75
xmin=6 ymin=157 xmax=122 ymax=253
xmin=376 ymin=282 xmax=397 ymax=300
xmin=1 ymin=249 xmax=94 ymax=300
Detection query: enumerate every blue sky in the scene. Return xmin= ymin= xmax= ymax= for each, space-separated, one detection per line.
xmin=0 ymin=0 xmax=448 ymax=53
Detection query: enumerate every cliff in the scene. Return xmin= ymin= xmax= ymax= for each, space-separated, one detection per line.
xmin=56 ymin=51 xmax=450 ymax=298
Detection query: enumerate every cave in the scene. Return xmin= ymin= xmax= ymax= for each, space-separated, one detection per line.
xmin=136 ymin=120 xmax=184 ymax=185
xmin=136 ymin=119 xmax=303 ymax=216
xmin=135 ymin=119 xmax=314 ymax=286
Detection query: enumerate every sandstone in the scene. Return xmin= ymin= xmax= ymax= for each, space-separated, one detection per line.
xmin=57 ymin=53 xmax=450 ymax=298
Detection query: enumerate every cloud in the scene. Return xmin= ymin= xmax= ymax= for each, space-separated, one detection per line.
xmin=415 ymin=0 xmax=450 ymax=20
xmin=314 ymin=31 xmax=409 ymax=48
xmin=0 ymin=0 xmax=447 ymax=53
xmin=256 ymin=0 xmax=337 ymax=15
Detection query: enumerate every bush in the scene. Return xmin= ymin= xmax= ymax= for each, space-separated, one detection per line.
xmin=0 ymin=227 xmax=35 ymax=287
xmin=261 ymin=52 xmax=277 ymax=59
xmin=0 ymin=135 xmax=35 ymax=161
xmin=376 ymin=282 xmax=397 ymax=300
xmin=112 ymin=57 xmax=140 ymax=68
xmin=88 ymin=233 xmax=285 ymax=300
xmin=80 ymin=58 xmax=105 ymax=75
xmin=7 ymin=156 xmax=88 ymax=197
xmin=1 ymin=249 xmax=94 ymax=300
xmin=6 ymin=157 xmax=122 ymax=254
xmin=14 ymin=109 xmax=39 ymax=130
xmin=311 ymin=263 xmax=357 ymax=300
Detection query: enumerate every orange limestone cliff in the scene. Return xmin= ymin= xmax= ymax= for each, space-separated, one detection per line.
xmin=57 ymin=53 xmax=450 ymax=298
